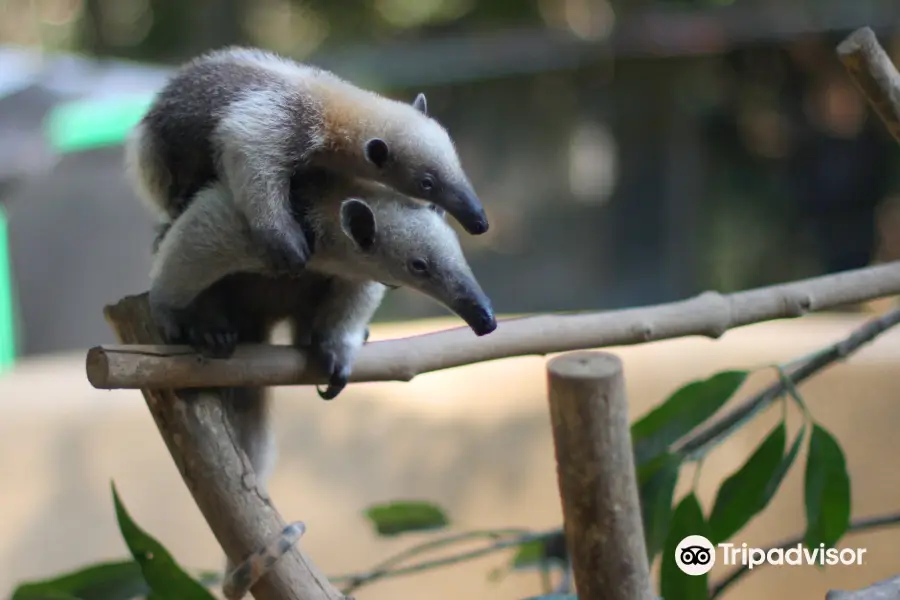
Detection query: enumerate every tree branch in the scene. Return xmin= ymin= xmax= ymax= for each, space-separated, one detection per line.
xmin=676 ymin=307 xmax=900 ymax=458
xmin=103 ymin=295 xmax=343 ymax=600
xmin=837 ymin=27 xmax=900 ymax=144
xmin=87 ymin=261 xmax=900 ymax=390
xmin=710 ymin=513 xmax=900 ymax=599
xmin=333 ymin=528 xmax=543 ymax=593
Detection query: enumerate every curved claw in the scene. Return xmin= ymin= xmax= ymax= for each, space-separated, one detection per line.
xmin=316 ymin=360 xmax=351 ymax=401
xmin=191 ymin=327 xmax=239 ymax=359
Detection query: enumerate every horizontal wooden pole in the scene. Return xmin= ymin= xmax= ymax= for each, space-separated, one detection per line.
xmin=87 ymin=261 xmax=900 ymax=389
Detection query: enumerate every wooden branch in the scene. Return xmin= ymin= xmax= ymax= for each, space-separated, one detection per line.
xmin=546 ymin=351 xmax=653 ymax=600
xmin=103 ymin=295 xmax=343 ymax=600
xmin=88 ymin=260 xmax=900 ymax=389
xmin=837 ymin=27 xmax=900 ymax=144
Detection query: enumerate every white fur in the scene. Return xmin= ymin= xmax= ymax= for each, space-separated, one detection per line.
xmin=150 ymin=184 xmax=268 ymax=307
xmin=150 ymin=178 xmax=475 ymax=315
xmin=214 ymin=88 xmax=301 ymax=232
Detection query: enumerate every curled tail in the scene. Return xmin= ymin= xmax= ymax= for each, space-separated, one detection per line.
xmin=222 ymin=521 xmax=307 ymax=600
xmin=222 ymin=386 xmax=276 ymax=487
xmin=217 ymin=386 xmax=282 ymax=597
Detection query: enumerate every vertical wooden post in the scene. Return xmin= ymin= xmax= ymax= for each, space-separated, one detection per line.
xmin=546 ymin=351 xmax=653 ymax=600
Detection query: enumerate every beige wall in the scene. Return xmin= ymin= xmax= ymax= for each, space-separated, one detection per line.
xmin=1 ymin=313 xmax=899 ymax=599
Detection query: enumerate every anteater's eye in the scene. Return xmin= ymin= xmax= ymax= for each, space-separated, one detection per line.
xmin=408 ymin=258 xmax=429 ymax=275
xmin=420 ymin=175 xmax=435 ymax=192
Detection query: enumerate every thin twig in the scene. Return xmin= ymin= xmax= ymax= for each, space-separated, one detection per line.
xmin=86 ymin=261 xmax=900 ymax=389
xmin=676 ymin=307 xmax=900 ymax=458
xmin=329 ymin=529 xmax=561 ymax=590
xmin=710 ymin=513 xmax=900 ymax=599
xmin=338 ymin=528 xmax=532 ymax=594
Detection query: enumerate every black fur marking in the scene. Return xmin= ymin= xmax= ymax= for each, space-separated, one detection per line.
xmin=151 ymin=291 xmax=240 ymax=358
xmin=339 ymin=199 xmax=377 ymax=251
xmin=140 ymin=53 xmax=323 ymax=269
xmin=364 ymin=138 xmax=390 ymax=169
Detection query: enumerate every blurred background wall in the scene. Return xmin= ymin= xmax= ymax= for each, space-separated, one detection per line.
xmin=3 ymin=0 xmax=900 ymax=355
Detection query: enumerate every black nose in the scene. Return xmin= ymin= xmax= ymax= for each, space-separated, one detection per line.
xmin=466 ymin=213 xmax=490 ymax=235
xmin=472 ymin=308 xmax=497 ymax=336
xmin=461 ymin=302 xmax=497 ymax=336
xmin=447 ymin=185 xmax=490 ymax=235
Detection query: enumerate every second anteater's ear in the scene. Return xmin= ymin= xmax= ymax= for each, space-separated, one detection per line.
xmin=364 ymin=138 xmax=390 ymax=169
xmin=340 ymin=198 xmax=377 ymax=251
xmin=412 ymin=93 xmax=427 ymax=115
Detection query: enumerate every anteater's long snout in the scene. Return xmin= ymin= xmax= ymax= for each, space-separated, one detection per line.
xmin=442 ymin=181 xmax=489 ymax=235
xmin=450 ymin=277 xmax=497 ymax=336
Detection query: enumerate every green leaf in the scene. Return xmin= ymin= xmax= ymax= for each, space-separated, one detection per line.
xmin=632 ymin=370 xmax=748 ymax=464
xmin=804 ymin=424 xmax=851 ymax=549
xmin=707 ymin=417 xmax=807 ymax=545
xmin=363 ymin=500 xmax=449 ymax=536
xmin=11 ymin=560 xmax=148 ymax=600
xmin=638 ymin=452 xmax=682 ymax=562
xmin=765 ymin=421 xmax=806 ymax=500
xmin=660 ymin=494 xmax=713 ymax=600
xmin=708 ymin=421 xmax=796 ymax=543
xmin=512 ymin=531 xmax=567 ymax=571
xmin=512 ymin=539 xmax=546 ymax=570
xmin=111 ymin=483 xmax=216 ymax=600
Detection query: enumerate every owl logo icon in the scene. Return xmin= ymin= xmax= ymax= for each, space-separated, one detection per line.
xmin=675 ymin=535 xmax=716 ymax=576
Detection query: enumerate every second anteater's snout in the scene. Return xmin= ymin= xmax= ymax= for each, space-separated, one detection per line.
xmin=451 ymin=283 xmax=497 ymax=336
xmin=445 ymin=182 xmax=489 ymax=235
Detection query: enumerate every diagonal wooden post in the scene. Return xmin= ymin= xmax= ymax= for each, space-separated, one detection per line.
xmin=546 ymin=351 xmax=653 ymax=600
xmin=102 ymin=293 xmax=342 ymax=600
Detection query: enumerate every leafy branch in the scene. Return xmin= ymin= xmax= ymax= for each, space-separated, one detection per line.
xmin=88 ymin=259 xmax=900 ymax=389
xmin=676 ymin=307 xmax=900 ymax=460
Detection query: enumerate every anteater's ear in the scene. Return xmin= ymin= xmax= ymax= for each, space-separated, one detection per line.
xmin=364 ymin=138 xmax=390 ymax=169
xmin=340 ymin=198 xmax=377 ymax=252
xmin=412 ymin=93 xmax=427 ymax=115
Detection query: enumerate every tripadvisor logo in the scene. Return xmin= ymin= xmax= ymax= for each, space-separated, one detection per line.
xmin=675 ymin=535 xmax=867 ymax=576
xmin=675 ymin=535 xmax=716 ymax=576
